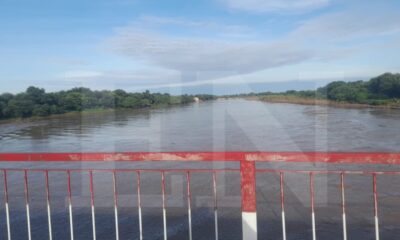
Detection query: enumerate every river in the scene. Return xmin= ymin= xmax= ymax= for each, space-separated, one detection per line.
xmin=1 ymin=99 xmax=400 ymax=240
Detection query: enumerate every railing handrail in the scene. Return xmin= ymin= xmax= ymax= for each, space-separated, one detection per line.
xmin=1 ymin=151 xmax=398 ymax=240
xmin=0 ymin=152 xmax=400 ymax=164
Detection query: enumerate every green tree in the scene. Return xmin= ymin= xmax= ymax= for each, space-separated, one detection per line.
xmin=0 ymin=101 xmax=5 ymax=118
xmin=0 ymin=93 xmax=13 ymax=103
xmin=97 ymin=91 xmax=115 ymax=108
xmin=113 ymin=89 xmax=127 ymax=108
xmin=32 ymin=104 xmax=50 ymax=116
xmin=139 ymin=98 xmax=151 ymax=107
xmin=61 ymin=92 xmax=83 ymax=111
xmin=7 ymin=93 xmax=35 ymax=117
xmin=368 ymin=73 xmax=400 ymax=98
xmin=0 ymin=86 xmax=215 ymax=120
xmin=26 ymin=86 xmax=46 ymax=104
xmin=121 ymin=96 xmax=140 ymax=108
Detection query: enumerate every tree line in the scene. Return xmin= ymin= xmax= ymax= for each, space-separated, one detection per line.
xmin=317 ymin=73 xmax=400 ymax=104
xmin=231 ymin=73 xmax=400 ymax=105
xmin=0 ymin=87 xmax=216 ymax=119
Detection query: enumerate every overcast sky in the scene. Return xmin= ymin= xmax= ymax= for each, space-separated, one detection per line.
xmin=1 ymin=0 xmax=400 ymax=94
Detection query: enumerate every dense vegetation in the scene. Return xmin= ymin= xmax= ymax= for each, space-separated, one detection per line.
xmin=1 ymin=73 xmax=398 ymax=119
xmin=316 ymin=73 xmax=400 ymax=104
xmin=232 ymin=73 xmax=400 ymax=106
xmin=0 ymin=87 xmax=216 ymax=120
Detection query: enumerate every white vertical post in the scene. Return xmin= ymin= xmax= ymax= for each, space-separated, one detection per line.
xmin=89 ymin=171 xmax=96 ymax=240
xmin=213 ymin=172 xmax=219 ymax=240
xmin=373 ymin=174 xmax=380 ymax=240
xmin=241 ymin=161 xmax=257 ymax=240
xmin=45 ymin=171 xmax=53 ymax=240
xmin=137 ymin=171 xmax=143 ymax=240
xmin=161 ymin=172 xmax=168 ymax=240
xmin=3 ymin=170 xmax=11 ymax=240
xmin=24 ymin=170 xmax=32 ymax=240
xmin=67 ymin=171 xmax=74 ymax=240
xmin=310 ymin=173 xmax=317 ymax=240
xmin=187 ymin=172 xmax=193 ymax=240
xmin=113 ymin=171 xmax=120 ymax=240
xmin=341 ymin=173 xmax=347 ymax=240
xmin=280 ymin=172 xmax=287 ymax=240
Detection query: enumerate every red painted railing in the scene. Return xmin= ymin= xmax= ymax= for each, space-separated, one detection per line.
xmin=0 ymin=152 xmax=400 ymax=240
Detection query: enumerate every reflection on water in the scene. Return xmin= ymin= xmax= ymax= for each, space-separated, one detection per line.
xmin=1 ymin=99 xmax=400 ymax=152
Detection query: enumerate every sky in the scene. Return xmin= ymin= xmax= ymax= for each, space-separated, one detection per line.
xmin=1 ymin=0 xmax=400 ymax=95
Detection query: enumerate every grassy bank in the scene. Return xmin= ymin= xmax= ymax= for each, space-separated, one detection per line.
xmin=224 ymin=73 xmax=400 ymax=110
xmin=248 ymin=95 xmax=400 ymax=109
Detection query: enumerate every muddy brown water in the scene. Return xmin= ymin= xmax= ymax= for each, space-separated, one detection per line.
xmin=1 ymin=99 xmax=400 ymax=239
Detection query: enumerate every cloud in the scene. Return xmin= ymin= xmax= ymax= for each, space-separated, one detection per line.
xmin=61 ymin=70 xmax=103 ymax=80
xmin=293 ymin=9 xmax=400 ymax=41
xmin=133 ymin=15 xmax=258 ymax=39
xmin=219 ymin=0 xmax=330 ymax=13
xmin=59 ymin=68 xmax=181 ymax=84
xmin=101 ymin=7 xmax=400 ymax=89
xmin=138 ymin=15 xmax=217 ymax=28
xmin=109 ymin=26 xmax=314 ymax=75
xmin=109 ymin=10 xmax=397 ymax=78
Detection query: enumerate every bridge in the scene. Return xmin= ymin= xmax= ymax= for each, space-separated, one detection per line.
xmin=1 ymin=152 xmax=400 ymax=240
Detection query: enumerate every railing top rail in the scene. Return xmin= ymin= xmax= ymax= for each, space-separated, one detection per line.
xmin=0 ymin=152 xmax=400 ymax=164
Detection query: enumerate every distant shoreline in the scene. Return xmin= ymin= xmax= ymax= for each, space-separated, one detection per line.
xmin=0 ymin=86 xmax=216 ymax=122
xmin=242 ymin=95 xmax=400 ymax=110
xmin=0 ymin=102 xmax=199 ymax=124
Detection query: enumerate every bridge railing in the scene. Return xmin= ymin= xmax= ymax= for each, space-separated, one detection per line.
xmin=1 ymin=152 xmax=400 ymax=240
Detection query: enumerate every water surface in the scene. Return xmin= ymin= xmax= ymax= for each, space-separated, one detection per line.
xmin=1 ymin=99 xmax=400 ymax=152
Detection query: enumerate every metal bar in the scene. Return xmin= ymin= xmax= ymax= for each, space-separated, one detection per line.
xmin=373 ymin=174 xmax=380 ymax=240
xmin=3 ymin=170 xmax=11 ymax=240
xmin=45 ymin=170 xmax=53 ymax=240
xmin=341 ymin=173 xmax=347 ymax=240
xmin=310 ymin=173 xmax=316 ymax=240
xmin=0 ymin=168 xmax=240 ymax=174
xmin=213 ymin=172 xmax=219 ymax=240
xmin=137 ymin=171 xmax=143 ymax=240
xmin=4 ymin=167 xmax=400 ymax=175
xmin=186 ymin=172 xmax=193 ymax=240
xmin=113 ymin=171 xmax=120 ymax=240
xmin=89 ymin=171 xmax=96 ymax=240
xmin=161 ymin=171 xmax=168 ymax=240
xmin=280 ymin=172 xmax=287 ymax=240
xmin=256 ymin=169 xmax=400 ymax=175
xmin=2 ymin=152 xmax=400 ymax=165
xmin=3 ymin=167 xmax=400 ymax=177
xmin=0 ymin=152 xmax=245 ymax=162
xmin=67 ymin=170 xmax=74 ymax=240
xmin=240 ymin=161 xmax=257 ymax=240
xmin=24 ymin=170 xmax=32 ymax=240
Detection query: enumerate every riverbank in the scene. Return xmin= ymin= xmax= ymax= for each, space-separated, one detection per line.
xmin=0 ymin=86 xmax=216 ymax=122
xmin=0 ymin=101 xmax=204 ymax=125
xmin=244 ymin=95 xmax=400 ymax=109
